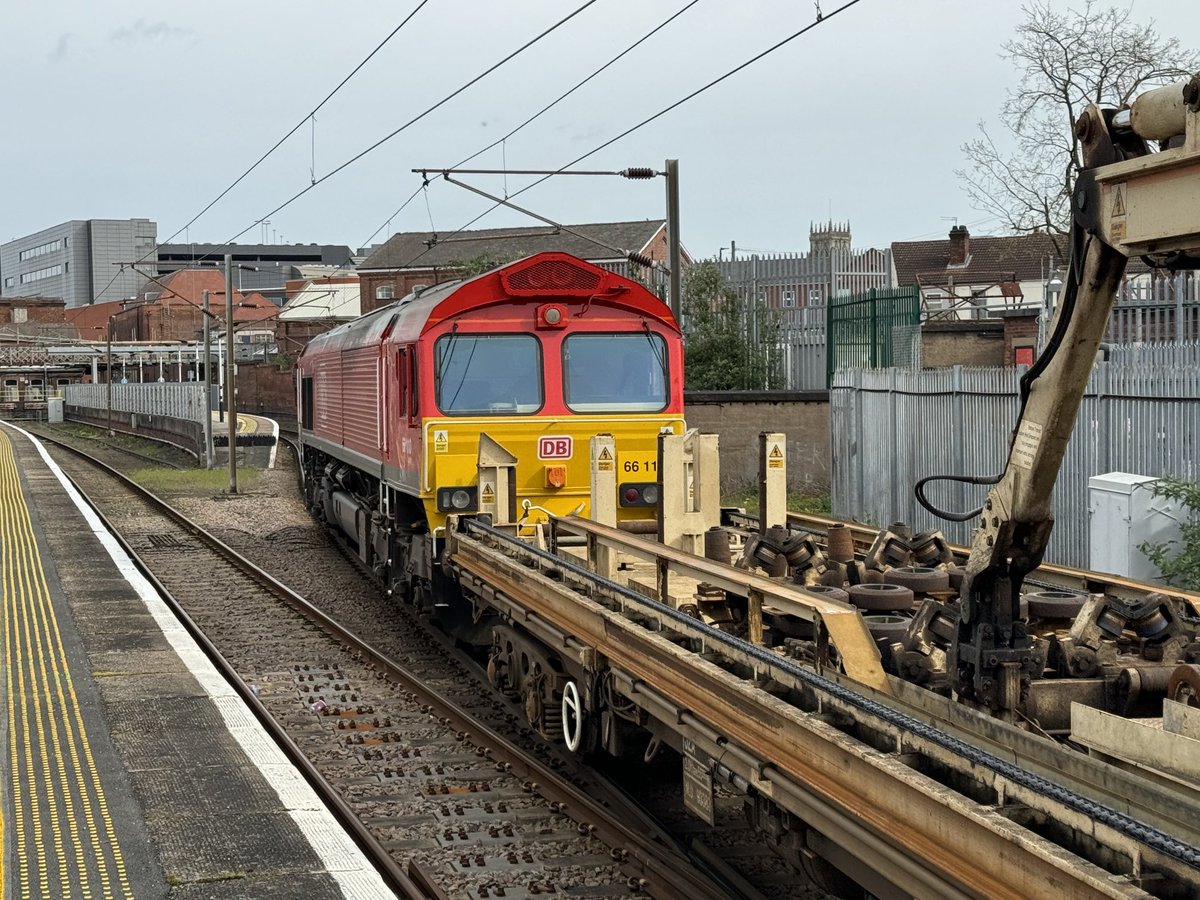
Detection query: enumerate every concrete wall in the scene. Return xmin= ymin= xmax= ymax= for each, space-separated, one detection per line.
xmin=65 ymin=406 xmax=203 ymax=458
xmin=684 ymin=391 xmax=830 ymax=494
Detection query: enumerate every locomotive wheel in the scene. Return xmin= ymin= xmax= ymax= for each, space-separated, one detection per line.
xmin=883 ymin=566 xmax=949 ymax=594
xmin=1025 ymin=590 xmax=1086 ymax=620
xmin=799 ymin=583 xmax=850 ymax=604
xmin=848 ymin=582 xmax=914 ymax=612
xmin=863 ymin=614 xmax=910 ymax=643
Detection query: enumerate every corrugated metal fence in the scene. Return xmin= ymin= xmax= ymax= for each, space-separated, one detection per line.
xmin=830 ymin=345 xmax=1200 ymax=568
xmin=64 ymin=383 xmax=209 ymax=423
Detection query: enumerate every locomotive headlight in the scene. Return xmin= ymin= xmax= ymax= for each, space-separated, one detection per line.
xmin=436 ymin=485 xmax=479 ymax=513
xmin=619 ymin=482 xmax=660 ymax=508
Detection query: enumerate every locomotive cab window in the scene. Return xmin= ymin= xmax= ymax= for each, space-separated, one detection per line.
xmin=563 ymin=332 xmax=668 ymax=412
xmin=434 ymin=333 xmax=542 ymax=415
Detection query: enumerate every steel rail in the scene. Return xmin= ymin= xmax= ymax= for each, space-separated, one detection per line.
xmin=37 ymin=435 xmax=425 ymax=899
xmin=41 ymin=436 xmax=732 ymax=900
xmin=462 ymin=517 xmax=1200 ymax=876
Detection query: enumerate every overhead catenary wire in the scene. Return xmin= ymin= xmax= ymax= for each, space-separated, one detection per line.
xmin=358 ymin=0 xmax=704 ymax=266
xmin=226 ymin=0 xmax=604 ymax=247
xmin=84 ymin=2 xmax=433 ymax=305
xmin=168 ymin=0 xmax=433 ymax=250
xmin=396 ymin=0 xmax=866 ymax=272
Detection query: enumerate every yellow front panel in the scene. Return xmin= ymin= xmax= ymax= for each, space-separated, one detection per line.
xmin=420 ymin=415 xmax=685 ymax=528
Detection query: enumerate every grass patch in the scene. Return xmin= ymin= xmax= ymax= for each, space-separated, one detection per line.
xmin=46 ymin=422 xmax=178 ymax=460
xmin=129 ymin=466 xmax=260 ymax=496
xmin=723 ymin=487 xmax=831 ymax=517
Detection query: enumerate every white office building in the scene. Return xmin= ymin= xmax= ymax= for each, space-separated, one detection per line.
xmin=1 ymin=219 xmax=157 ymax=308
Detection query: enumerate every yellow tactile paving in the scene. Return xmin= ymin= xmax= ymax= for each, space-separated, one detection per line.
xmin=0 ymin=429 xmax=133 ymax=899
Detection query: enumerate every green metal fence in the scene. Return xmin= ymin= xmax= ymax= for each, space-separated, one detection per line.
xmin=826 ymin=286 xmax=920 ymax=386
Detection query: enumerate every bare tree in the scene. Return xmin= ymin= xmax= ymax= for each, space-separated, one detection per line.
xmin=958 ymin=1 xmax=1198 ymax=246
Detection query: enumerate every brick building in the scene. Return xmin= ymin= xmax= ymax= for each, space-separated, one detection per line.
xmin=357 ymin=220 xmax=682 ymax=315
xmin=68 ymin=269 xmax=279 ymax=343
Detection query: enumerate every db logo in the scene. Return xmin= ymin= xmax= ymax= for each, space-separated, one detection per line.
xmin=538 ymin=436 xmax=573 ymax=460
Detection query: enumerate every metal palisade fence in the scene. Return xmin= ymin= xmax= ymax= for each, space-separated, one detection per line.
xmin=830 ymin=346 xmax=1200 ymax=569
xmin=707 ymin=248 xmax=893 ymax=391
xmin=64 ymin=383 xmax=209 ymax=423
xmin=826 ymin=287 xmax=921 ymax=386
xmin=1105 ymin=271 xmax=1200 ymax=343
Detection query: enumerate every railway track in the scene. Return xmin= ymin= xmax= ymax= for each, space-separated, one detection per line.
xmin=42 ymin=426 xmax=1200 ymax=897
xmin=38 ymin=434 xmax=746 ymax=900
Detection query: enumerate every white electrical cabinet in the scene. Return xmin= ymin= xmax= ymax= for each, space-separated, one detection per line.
xmin=1088 ymin=472 xmax=1182 ymax=582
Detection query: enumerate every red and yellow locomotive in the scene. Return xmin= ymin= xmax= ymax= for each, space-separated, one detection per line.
xmin=297 ymin=252 xmax=684 ymax=605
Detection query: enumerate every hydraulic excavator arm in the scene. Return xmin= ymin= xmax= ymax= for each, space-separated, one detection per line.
xmin=950 ymin=73 xmax=1200 ymax=713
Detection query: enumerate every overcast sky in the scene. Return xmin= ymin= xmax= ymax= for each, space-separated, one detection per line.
xmin=3 ymin=1 xmax=1199 ymax=259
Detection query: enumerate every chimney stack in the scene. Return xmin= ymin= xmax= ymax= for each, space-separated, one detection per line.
xmin=949 ymin=225 xmax=970 ymax=265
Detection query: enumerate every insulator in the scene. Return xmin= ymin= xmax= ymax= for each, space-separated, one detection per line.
xmin=626 ymin=251 xmax=655 ymax=268
xmin=620 ymin=167 xmax=657 ymax=179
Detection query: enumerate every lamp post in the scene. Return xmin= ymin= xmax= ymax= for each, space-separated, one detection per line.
xmin=225 ymin=253 xmax=237 ymax=494
xmin=202 ymin=289 xmax=214 ymax=469
xmin=105 ymin=314 xmax=116 ymax=435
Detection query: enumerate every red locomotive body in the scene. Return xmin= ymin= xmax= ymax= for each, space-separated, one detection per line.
xmin=297 ymin=252 xmax=684 ymax=605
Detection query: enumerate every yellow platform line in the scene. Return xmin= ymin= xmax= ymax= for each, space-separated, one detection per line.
xmin=1 ymin=429 xmax=133 ymax=899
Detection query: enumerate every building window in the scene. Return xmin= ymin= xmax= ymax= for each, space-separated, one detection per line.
xmin=3 ymin=277 xmax=14 ymax=288
xmin=19 ymin=239 xmax=64 ymax=261
xmin=376 ymin=284 xmax=394 ymax=301
xmin=21 ymin=264 xmax=64 ymax=283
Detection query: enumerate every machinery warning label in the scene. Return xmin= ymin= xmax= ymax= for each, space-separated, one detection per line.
xmin=767 ymin=442 xmax=785 ymax=468
xmin=596 ymin=446 xmax=614 ymax=471
xmin=433 ymin=430 xmax=448 ymax=453
xmin=1012 ymin=420 xmax=1043 ymax=470
xmin=1110 ymin=182 xmax=1127 ymax=242
xmin=480 ymin=482 xmax=495 ymax=505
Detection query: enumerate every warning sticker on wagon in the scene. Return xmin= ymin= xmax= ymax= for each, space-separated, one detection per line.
xmin=1012 ymin=420 xmax=1043 ymax=470
xmin=433 ymin=430 xmax=449 ymax=453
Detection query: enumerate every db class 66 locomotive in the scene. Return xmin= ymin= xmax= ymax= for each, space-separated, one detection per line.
xmin=296 ymin=252 xmax=684 ymax=624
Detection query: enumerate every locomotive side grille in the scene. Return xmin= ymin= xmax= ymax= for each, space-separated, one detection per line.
xmin=502 ymin=259 xmax=602 ymax=296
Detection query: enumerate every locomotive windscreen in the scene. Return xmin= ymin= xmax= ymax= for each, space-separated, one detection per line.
xmin=562 ymin=333 xmax=668 ymax=413
xmin=434 ymin=333 xmax=543 ymax=414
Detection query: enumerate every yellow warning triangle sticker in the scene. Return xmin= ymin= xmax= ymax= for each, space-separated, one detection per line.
xmin=769 ymin=445 xmax=784 ymax=459
xmin=1112 ymin=184 xmax=1126 ymax=217
xmin=598 ymin=447 xmax=613 ymax=461
xmin=481 ymin=484 xmax=495 ymax=501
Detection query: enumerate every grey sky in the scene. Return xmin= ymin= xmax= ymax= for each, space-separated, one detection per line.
xmin=2 ymin=1 xmax=1198 ymax=258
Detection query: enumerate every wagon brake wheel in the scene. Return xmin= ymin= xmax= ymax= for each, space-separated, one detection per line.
xmin=561 ymin=680 xmax=585 ymax=752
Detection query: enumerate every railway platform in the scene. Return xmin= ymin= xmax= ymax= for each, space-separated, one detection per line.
xmin=211 ymin=412 xmax=280 ymax=470
xmin=0 ymin=422 xmax=391 ymax=899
